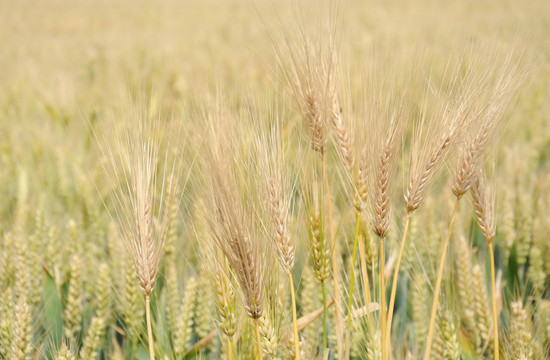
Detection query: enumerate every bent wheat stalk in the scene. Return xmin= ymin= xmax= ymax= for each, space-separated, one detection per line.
xmin=386 ymin=111 xmax=464 ymax=352
xmin=424 ymin=74 xmax=512 ymax=357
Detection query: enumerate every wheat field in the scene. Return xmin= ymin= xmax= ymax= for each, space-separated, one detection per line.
xmin=1 ymin=0 xmax=550 ymax=359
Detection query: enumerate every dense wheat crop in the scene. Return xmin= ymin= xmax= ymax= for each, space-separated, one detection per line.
xmin=1 ymin=0 xmax=550 ymax=359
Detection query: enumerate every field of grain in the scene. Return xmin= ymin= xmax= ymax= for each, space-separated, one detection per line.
xmin=1 ymin=0 xmax=550 ymax=359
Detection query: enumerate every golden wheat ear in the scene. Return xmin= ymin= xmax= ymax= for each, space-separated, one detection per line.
xmin=93 ymin=100 xmax=183 ymax=360
xmin=200 ymin=103 xmax=268 ymax=360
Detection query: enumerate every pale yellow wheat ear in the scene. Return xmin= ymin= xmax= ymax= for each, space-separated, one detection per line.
xmin=329 ymin=85 xmax=354 ymax=176
xmin=252 ymin=111 xmax=303 ymax=358
xmin=272 ymin=15 xmax=347 ymax=356
xmin=404 ymin=79 xmax=471 ymax=214
xmin=202 ymin=103 xmax=265 ymax=358
xmin=99 ymin=111 xmax=170 ymax=296
xmin=386 ymin=64 xmax=472 ymax=354
xmin=470 ymin=167 xmax=499 ymax=359
xmin=202 ymin=229 xmax=239 ymax=360
xmin=452 ymin=47 xmax=526 ymax=200
xmin=362 ymin=63 xmax=409 ymax=360
xmin=471 ymin=169 xmax=497 ymax=243
xmin=93 ymin=99 xmax=182 ymax=360
xmin=254 ymin=115 xmax=295 ymax=276
xmin=366 ymin=85 xmax=409 ymax=240
xmin=424 ymin=43 xmax=527 ymax=360
xmin=271 ymin=9 xmax=340 ymax=157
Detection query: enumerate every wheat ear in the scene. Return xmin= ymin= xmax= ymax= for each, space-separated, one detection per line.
xmin=95 ymin=109 xmax=180 ymax=360
xmin=205 ymin=110 xmax=264 ymax=333
xmin=305 ymin=183 xmax=329 ymax=355
xmin=470 ymin=170 xmax=499 ymax=360
xmin=266 ymin=174 xmax=299 ymax=359
xmin=371 ymin=124 xmax=402 ymax=359
xmin=387 ymin=112 xmax=464 ymax=351
xmin=425 ymin=73 xmax=512 ymax=358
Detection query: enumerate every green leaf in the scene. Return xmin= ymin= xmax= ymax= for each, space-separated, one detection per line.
xmin=134 ymin=345 xmax=150 ymax=360
xmin=43 ymin=273 xmax=63 ymax=353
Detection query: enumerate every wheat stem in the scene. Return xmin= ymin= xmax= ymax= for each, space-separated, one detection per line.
xmin=321 ymin=280 xmax=328 ymax=356
xmin=489 ymin=242 xmax=499 ymax=360
xmin=321 ymin=154 xmax=343 ymax=356
xmin=358 ymin=234 xmax=372 ymax=310
xmin=254 ymin=318 xmax=263 ymax=360
xmin=146 ymin=295 xmax=155 ymax=360
xmin=424 ymin=200 xmax=459 ymax=360
xmin=226 ymin=337 xmax=233 ymax=360
xmin=346 ymin=213 xmax=362 ymax=330
xmin=380 ymin=238 xmax=386 ymax=360
xmin=288 ymin=273 xmax=301 ymax=360
xmin=386 ymin=212 xmax=411 ymax=354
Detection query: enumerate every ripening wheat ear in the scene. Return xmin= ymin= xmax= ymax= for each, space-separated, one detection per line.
xmin=405 ymin=107 xmax=466 ymax=213
xmin=273 ymin=15 xmax=341 ymax=157
xmin=275 ymin=19 xmax=349 ymax=355
xmin=94 ymin=104 xmax=182 ymax=360
xmin=366 ymin=79 xmax=409 ymax=240
xmin=256 ymin=118 xmax=301 ymax=359
xmin=452 ymin=50 xmax=525 ymax=199
xmin=203 ymin=109 xmax=265 ymax=359
xmin=470 ymin=168 xmax=500 ymax=359
xmin=256 ymin=122 xmax=295 ymax=276
xmin=362 ymin=74 xmax=408 ymax=360
xmin=424 ymin=46 xmax=526 ymax=360
xmin=330 ymin=96 xmax=353 ymax=174
xmin=471 ymin=170 xmax=497 ymax=243
xmin=386 ymin=86 xmax=471 ymax=349
xmin=371 ymin=119 xmax=406 ymax=360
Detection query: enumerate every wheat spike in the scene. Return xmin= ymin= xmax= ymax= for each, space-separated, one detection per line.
xmin=470 ymin=170 xmax=496 ymax=243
